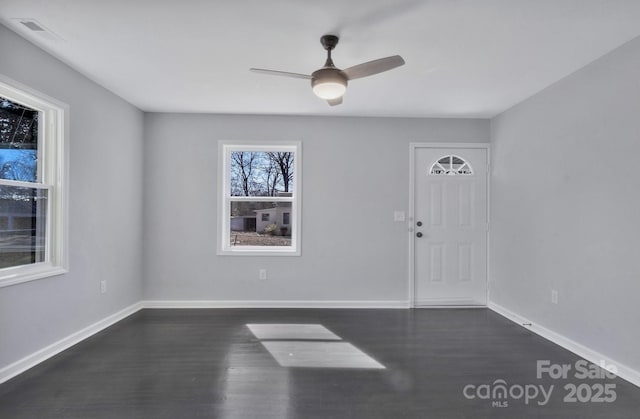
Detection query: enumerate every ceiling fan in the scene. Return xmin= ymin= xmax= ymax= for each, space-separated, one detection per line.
xmin=250 ymin=35 xmax=405 ymax=106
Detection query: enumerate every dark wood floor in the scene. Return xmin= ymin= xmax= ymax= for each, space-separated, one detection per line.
xmin=0 ymin=308 xmax=638 ymax=418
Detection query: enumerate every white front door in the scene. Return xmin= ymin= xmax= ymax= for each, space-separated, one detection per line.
xmin=413 ymin=146 xmax=488 ymax=306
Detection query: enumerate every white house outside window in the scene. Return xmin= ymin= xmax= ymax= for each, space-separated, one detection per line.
xmin=0 ymin=76 xmax=68 ymax=287
xmin=218 ymin=142 xmax=300 ymax=255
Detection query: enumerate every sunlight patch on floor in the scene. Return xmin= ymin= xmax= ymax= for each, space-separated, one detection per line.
xmin=247 ymin=323 xmax=385 ymax=369
xmin=261 ymin=341 xmax=386 ymax=369
xmin=246 ymin=324 xmax=341 ymax=340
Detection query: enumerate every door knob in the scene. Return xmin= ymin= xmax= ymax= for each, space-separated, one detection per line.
xmin=416 ymin=232 xmax=423 ymax=238
xmin=416 ymin=221 xmax=423 ymax=227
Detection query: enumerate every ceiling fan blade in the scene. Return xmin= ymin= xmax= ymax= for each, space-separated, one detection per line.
xmin=250 ymin=68 xmax=312 ymax=80
xmin=327 ymin=96 xmax=343 ymax=106
xmin=342 ymin=55 xmax=405 ymax=80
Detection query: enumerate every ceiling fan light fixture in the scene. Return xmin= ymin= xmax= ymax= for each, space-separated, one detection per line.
xmin=311 ymin=68 xmax=347 ymax=100
xmin=312 ymin=81 xmax=346 ymax=100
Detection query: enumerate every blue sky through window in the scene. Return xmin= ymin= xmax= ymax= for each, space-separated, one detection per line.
xmin=0 ymin=149 xmax=37 ymax=182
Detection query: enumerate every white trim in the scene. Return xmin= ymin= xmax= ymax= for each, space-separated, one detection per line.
xmin=0 ymin=264 xmax=66 ymax=288
xmin=413 ymin=305 xmax=486 ymax=309
xmin=141 ymin=300 xmax=411 ymax=309
xmin=485 ymin=149 xmax=491 ymax=305
xmin=0 ymin=302 xmax=143 ymax=384
xmin=0 ymin=179 xmax=50 ymax=189
xmin=409 ymin=142 xmax=490 ymax=149
xmin=414 ymin=299 xmax=486 ymax=307
xmin=408 ymin=142 xmax=490 ymax=308
xmin=489 ymin=301 xmax=640 ymax=388
xmin=408 ymin=144 xmax=416 ymax=307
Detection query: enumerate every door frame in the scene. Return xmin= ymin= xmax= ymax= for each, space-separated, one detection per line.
xmin=408 ymin=142 xmax=491 ymax=308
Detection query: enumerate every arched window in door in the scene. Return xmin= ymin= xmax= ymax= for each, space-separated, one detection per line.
xmin=429 ymin=155 xmax=473 ymax=175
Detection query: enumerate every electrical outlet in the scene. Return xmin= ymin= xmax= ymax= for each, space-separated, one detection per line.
xmin=551 ymin=290 xmax=558 ymax=304
xmin=259 ymin=269 xmax=267 ymax=280
xmin=100 ymin=280 xmax=107 ymax=294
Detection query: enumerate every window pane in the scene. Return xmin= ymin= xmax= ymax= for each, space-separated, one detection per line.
xmin=230 ymin=201 xmax=292 ymax=247
xmin=0 ymin=96 xmax=39 ymax=182
xmin=430 ymin=155 xmax=473 ymax=175
xmin=0 ymin=185 xmax=47 ymax=269
xmin=230 ymin=151 xmax=294 ymax=197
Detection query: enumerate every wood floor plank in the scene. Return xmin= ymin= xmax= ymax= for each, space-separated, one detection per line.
xmin=0 ymin=308 xmax=638 ymax=418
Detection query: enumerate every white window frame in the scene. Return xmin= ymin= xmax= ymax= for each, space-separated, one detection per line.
xmin=0 ymin=75 xmax=69 ymax=287
xmin=217 ymin=141 xmax=301 ymax=256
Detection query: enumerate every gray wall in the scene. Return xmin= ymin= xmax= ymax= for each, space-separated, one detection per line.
xmin=143 ymin=114 xmax=489 ymax=302
xmin=0 ymin=25 xmax=144 ymax=368
xmin=490 ymin=36 xmax=640 ymax=372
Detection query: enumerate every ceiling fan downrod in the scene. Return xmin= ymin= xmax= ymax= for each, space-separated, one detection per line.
xmin=321 ymin=34 xmax=339 ymax=68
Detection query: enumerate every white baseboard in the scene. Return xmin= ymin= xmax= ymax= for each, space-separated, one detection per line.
xmin=141 ymin=300 xmax=411 ymax=309
xmin=0 ymin=302 xmax=143 ymax=384
xmin=488 ymin=301 xmax=640 ymax=388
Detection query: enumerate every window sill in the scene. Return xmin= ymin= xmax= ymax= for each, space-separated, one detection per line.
xmin=217 ymin=247 xmax=300 ymax=257
xmin=0 ymin=264 xmax=68 ymax=288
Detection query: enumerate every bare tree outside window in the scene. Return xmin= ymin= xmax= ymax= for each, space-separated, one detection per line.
xmin=267 ymin=152 xmax=294 ymax=193
xmin=230 ymin=151 xmax=294 ymax=197
xmin=230 ymin=151 xmax=257 ymax=196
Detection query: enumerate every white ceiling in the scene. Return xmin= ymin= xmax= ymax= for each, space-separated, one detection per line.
xmin=2 ymin=0 xmax=640 ymax=118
